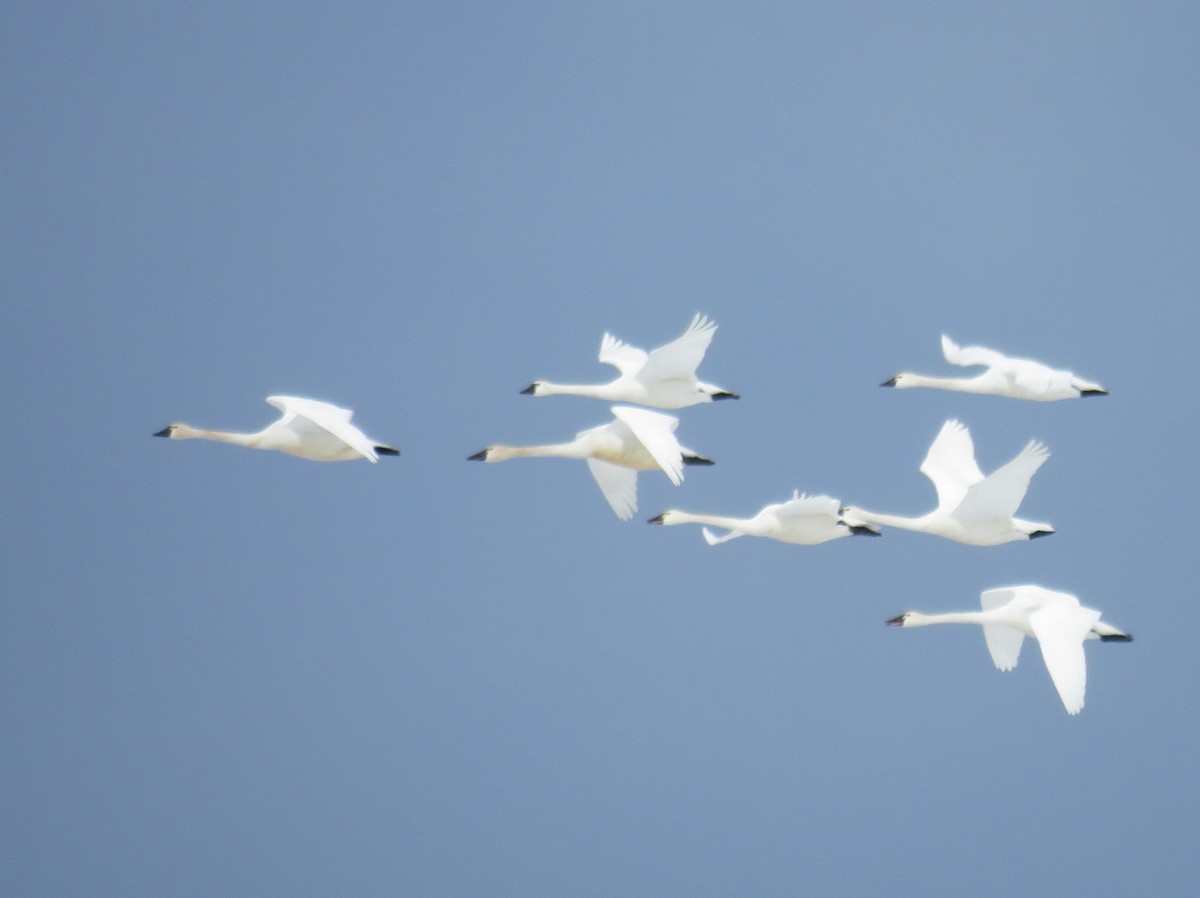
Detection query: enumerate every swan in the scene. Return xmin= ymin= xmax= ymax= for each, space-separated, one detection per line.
xmin=882 ymin=335 xmax=1107 ymax=400
xmin=153 ymin=396 xmax=399 ymax=462
xmin=647 ymin=491 xmax=881 ymax=545
xmin=887 ymin=584 xmax=1132 ymax=715
xmin=839 ymin=419 xmax=1053 ymax=545
xmin=520 ymin=314 xmax=739 ymax=408
xmin=469 ymin=405 xmax=713 ymax=520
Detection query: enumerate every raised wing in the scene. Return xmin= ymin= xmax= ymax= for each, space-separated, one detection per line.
xmin=266 ymin=395 xmax=378 ymax=461
xmin=941 ymin=335 xmax=1011 ymax=369
xmin=636 ymin=314 xmax=717 ymax=384
xmin=586 ymin=459 xmax=638 ymax=520
xmin=598 ymin=332 xmax=649 ymax=377
xmin=775 ymin=491 xmax=841 ymax=520
xmin=1027 ymin=592 xmax=1100 ymax=715
xmin=979 ymin=588 xmax=1026 ymax=671
xmin=611 ymin=406 xmax=685 ymax=485
xmin=919 ymin=420 xmax=984 ymax=511
xmin=954 ymin=439 xmax=1049 ymax=523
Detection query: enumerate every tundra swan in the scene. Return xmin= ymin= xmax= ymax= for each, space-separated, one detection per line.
xmin=839 ymin=419 xmax=1052 ymax=545
xmin=469 ymin=405 xmax=713 ymax=520
xmin=154 ymin=396 xmax=399 ymax=462
xmin=882 ymin=335 xmax=1107 ymax=400
xmin=520 ymin=314 xmax=738 ymax=408
xmin=648 ymin=491 xmax=880 ymax=545
xmin=887 ymin=584 xmax=1132 ymax=715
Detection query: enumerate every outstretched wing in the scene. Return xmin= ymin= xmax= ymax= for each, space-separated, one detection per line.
xmin=1027 ymin=590 xmax=1099 ymax=715
xmin=979 ymin=588 xmax=1026 ymax=671
xmin=266 ymin=395 xmax=378 ymax=461
xmin=919 ymin=420 xmax=984 ymax=511
xmin=586 ymin=459 xmax=638 ymax=520
xmin=598 ymin=332 xmax=649 ymax=376
xmin=636 ymin=314 xmax=717 ymax=383
xmin=941 ymin=335 xmax=1011 ymax=369
xmin=611 ymin=406 xmax=685 ymax=485
xmin=955 ymin=440 xmax=1049 ymax=523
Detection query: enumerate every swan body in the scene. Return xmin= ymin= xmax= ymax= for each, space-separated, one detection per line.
xmin=887 ymin=585 xmax=1132 ymax=715
xmin=648 ymin=491 xmax=880 ymax=545
xmin=469 ymin=405 xmax=714 ymax=520
xmin=154 ymin=396 xmax=399 ymax=462
xmin=521 ymin=314 xmax=738 ymax=409
xmin=840 ymin=419 xmax=1053 ymax=545
xmin=883 ymin=335 xmax=1107 ymax=401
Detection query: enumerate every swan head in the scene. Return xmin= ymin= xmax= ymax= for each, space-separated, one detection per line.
xmin=886 ymin=612 xmax=914 ymax=627
xmin=881 ymin=374 xmax=913 ymax=388
xmin=647 ymin=511 xmax=678 ymax=525
xmin=469 ymin=445 xmax=518 ymax=462
xmin=154 ymin=423 xmax=194 ymax=439
xmin=520 ymin=381 xmax=547 ymax=396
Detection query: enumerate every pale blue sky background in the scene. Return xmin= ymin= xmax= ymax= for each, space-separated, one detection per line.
xmin=3 ymin=3 xmax=1198 ymax=896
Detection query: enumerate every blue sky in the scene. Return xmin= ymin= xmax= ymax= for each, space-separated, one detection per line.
xmin=4 ymin=3 xmax=1198 ymax=895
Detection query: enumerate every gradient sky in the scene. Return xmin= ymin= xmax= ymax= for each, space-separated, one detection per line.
xmin=4 ymin=3 xmax=1199 ymax=896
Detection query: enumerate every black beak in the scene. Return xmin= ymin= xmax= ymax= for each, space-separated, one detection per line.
xmin=468 ymin=449 xmax=488 ymax=461
xmin=153 ymin=427 xmax=172 ymax=437
xmin=520 ymin=383 xmax=537 ymax=395
xmin=647 ymin=513 xmax=666 ymax=524
xmin=880 ymin=376 xmax=899 ymax=387
xmin=886 ymin=614 xmax=906 ymax=626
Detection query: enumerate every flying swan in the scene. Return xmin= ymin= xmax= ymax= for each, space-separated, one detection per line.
xmin=469 ymin=405 xmax=713 ymax=520
xmin=882 ymin=335 xmax=1107 ymax=401
xmin=520 ymin=314 xmax=739 ymax=408
xmin=153 ymin=396 xmax=399 ymax=462
xmin=839 ymin=419 xmax=1053 ymax=545
xmin=648 ymin=491 xmax=880 ymax=545
xmin=887 ymin=584 xmax=1132 ymax=715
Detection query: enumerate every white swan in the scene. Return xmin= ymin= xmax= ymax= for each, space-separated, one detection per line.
xmin=154 ymin=396 xmax=399 ymax=462
xmin=647 ymin=491 xmax=880 ymax=545
xmin=521 ymin=314 xmax=738 ymax=408
xmin=887 ymin=584 xmax=1132 ymax=715
xmin=839 ymin=419 xmax=1052 ymax=545
xmin=469 ymin=405 xmax=713 ymax=520
xmin=883 ymin=335 xmax=1107 ymax=401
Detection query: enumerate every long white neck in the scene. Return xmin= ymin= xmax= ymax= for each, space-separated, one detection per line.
xmin=662 ymin=511 xmax=755 ymax=532
xmin=894 ymin=374 xmax=988 ymax=393
xmin=901 ymin=609 xmax=999 ymax=628
xmin=488 ymin=441 xmax=588 ymax=461
xmin=174 ymin=424 xmax=265 ymax=450
xmin=533 ymin=381 xmax=617 ymax=400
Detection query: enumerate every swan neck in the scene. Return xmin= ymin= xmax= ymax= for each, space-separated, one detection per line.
xmin=899 ymin=374 xmax=984 ymax=393
xmin=537 ymin=381 xmax=613 ymax=399
xmin=905 ymin=610 xmax=992 ymax=628
xmin=666 ymin=511 xmax=750 ymax=531
xmin=177 ymin=425 xmax=263 ymax=449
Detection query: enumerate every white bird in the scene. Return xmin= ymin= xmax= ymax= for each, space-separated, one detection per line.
xmin=887 ymin=584 xmax=1132 ymax=715
xmin=839 ymin=419 xmax=1053 ymax=545
xmin=520 ymin=314 xmax=738 ymax=409
xmin=648 ymin=491 xmax=880 ymax=545
xmin=153 ymin=396 xmax=399 ymax=462
xmin=882 ymin=335 xmax=1107 ymax=401
xmin=469 ymin=405 xmax=713 ymax=520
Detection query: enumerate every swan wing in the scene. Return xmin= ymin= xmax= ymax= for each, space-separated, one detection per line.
xmin=637 ymin=314 xmax=717 ymax=383
xmin=919 ymin=420 xmax=984 ymax=511
xmin=265 ymin=396 xmax=378 ymax=461
xmin=979 ymin=588 xmax=1026 ymax=671
xmin=941 ymin=335 xmax=1010 ymax=369
xmin=586 ymin=459 xmax=638 ymax=520
xmin=702 ymin=527 xmax=746 ymax=546
xmin=611 ymin=406 xmax=684 ymax=485
xmin=1027 ymin=592 xmax=1099 ymax=715
xmin=776 ymin=491 xmax=841 ymax=520
xmin=954 ymin=440 xmax=1049 ymax=522
xmin=598 ymin=332 xmax=649 ymax=377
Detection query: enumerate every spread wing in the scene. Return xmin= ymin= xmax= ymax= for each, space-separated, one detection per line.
xmin=636 ymin=314 xmax=717 ymax=383
xmin=941 ymin=335 xmax=1011 ymax=369
xmin=954 ymin=440 xmax=1049 ymax=523
xmin=585 ymin=459 xmax=638 ymax=520
xmin=919 ymin=420 xmax=984 ymax=511
xmin=1027 ymin=591 xmax=1099 ymax=715
xmin=611 ymin=406 xmax=685 ymax=485
xmin=598 ymin=332 xmax=649 ymax=377
xmin=265 ymin=395 xmax=378 ymax=461
xmin=979 ymin=588 xmax=1026 ymax=671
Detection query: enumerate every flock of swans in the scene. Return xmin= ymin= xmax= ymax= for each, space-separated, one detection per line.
xmin=154 ymin=316 xmax=1130 ymax=715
